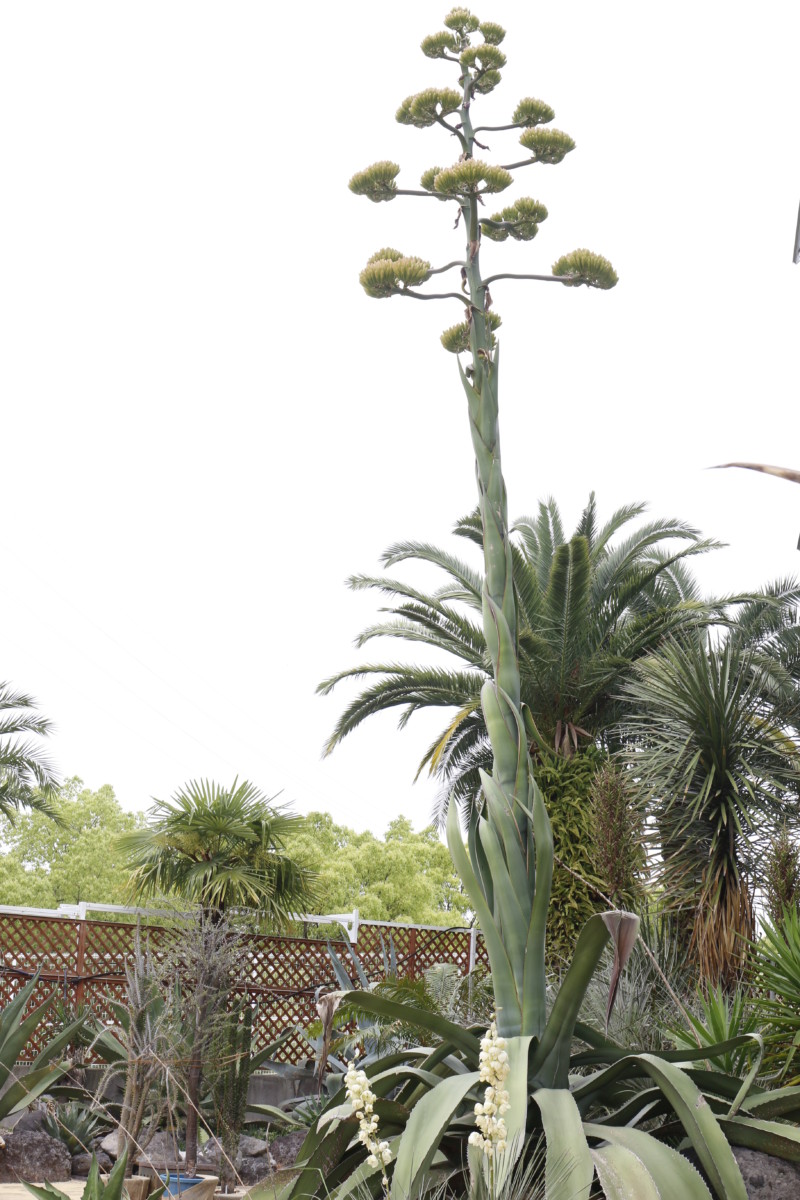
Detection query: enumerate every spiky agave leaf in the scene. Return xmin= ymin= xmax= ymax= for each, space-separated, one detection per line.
xmin=479 ymin=21 xmax=506 ymax=45
xmin=444 ymin=7 xmax=480 ymax=34
xmin=512 ymin=97 xmax=555 ymax=127
xmin=360 ymin=254 xmax=432 ymax=299
xmin=441 ymin=312 xmax=501 ymax=354
xmin=552 ymin=249 xmax=618 ymax=289
xmin=481 ymin=198 xmax=548 ymax=242
xmin=396 ymin=88 xmax=462 ymax=128
xmin=519 ymin=127 xmax=576 ymax=164
xmin=434 ymin=159 xmax=513 ymax=196
xmin=348 ymin=161 xmax=401 ymax=203
xmin=420 ymin=30 xmax=461 ymax=58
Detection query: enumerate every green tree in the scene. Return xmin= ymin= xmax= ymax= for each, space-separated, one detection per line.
xmin=320 ymin=497 xmax=719 ymax=824
xmin=0 ymin=778 xmax=143 ymax=907
xmin=284 ymin=813 xmax=467 ymax=926
xmin=621 ymin=627 xmax=800 ymax=987
xmin=0 ymin=681 xmax=59 ymax=820
xmin=119 ymin=778 xmax=317 ymax=1176
xmin=118 ymin=777 xmax=316 ymax=921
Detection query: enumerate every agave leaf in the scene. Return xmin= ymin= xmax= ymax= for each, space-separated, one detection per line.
xmin=390 ymin=1072 xmax=480 ymax=1200
xmin=1 ymin=1062 xmax=72 ymax=1118
xmin=584 ymin=1124 xmax=712 ymax=1198
xmin=0 ymin=995 xmax=57 ymax=1074
xmin=0 ymin=976 xmax=43 ymax=1048
xmin=247 ymin=1103 xmax=308 ymax=1130
xmin=491 ymin=1037 xmax=534 ymax=1194
xmin=22 ymin=1184 xmax=70 ymax=1200
xmin=531 ymin=1088 xmax=593 ymax=1200
xmin=101 ymin=1152 xmax=131 ymax=1200
xmin=741 ymin=1085 xmax=800 ymax=1121
xmin=717 ymin=1116 xmax=800 ymax=1163
xmin=249 ymin=1028 xmax=294 ymax=1073
xmin=283 ymin=1117 xmax=359 ymax=1200
xmin=590 ymin=1143 xmax=662 ymax=1200
xmin=340 ymin=990 xmax=480 ymax=1061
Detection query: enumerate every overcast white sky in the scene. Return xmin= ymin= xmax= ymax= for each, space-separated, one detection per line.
xmin=2 ymin=1 xmax=799 ymax=835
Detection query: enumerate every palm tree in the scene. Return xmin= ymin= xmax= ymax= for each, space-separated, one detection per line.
xmin=119 ymin=777 xmax=316 ymax=921
xmin=319 ymin=494 xmax=722 ymax=824
xmin=619 ymin=596 xmax=800 ymax=987
xmin=0 ymin=681 xmax=59 ymax=821
xmin=119 ymin=778 xmax=316 ymax=1175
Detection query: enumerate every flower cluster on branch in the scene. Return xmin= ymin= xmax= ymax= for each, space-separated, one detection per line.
xmin=344 ymin=1059 xmax=391 ymax=1180
xmin=468 ymin=1018 xmax=511 ymax=1158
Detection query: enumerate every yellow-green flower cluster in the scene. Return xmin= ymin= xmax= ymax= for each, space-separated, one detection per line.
xmin=420 ymin=165 xmax=444 ymax=192
xmin=552 ymin=249 xmax=618 ymax=289
xmin=518 ymin=127 xmax=575 ymax=164
xmin=360 ymin=249 xmax=431 ymax=298
xmin=345 ymin=1060 xmax=391 ymax=1173
xmin=444 ymin=7 xmax=480 ymax=34
xmin=481 ymin=198 xmax=548 ymax=242
xmin=420 ymin=30 xmax=461 ymax=59
xmin=479 ymin=21 xmax=505 ymax=45
xmin=348 ymin=161 xmax=401 ymax=203
xmin=468 ymin=1019 xmax=510 ymax=1158
xmin=396 ymin=88 xmax=462 ymax=128
xmin=434 ymin=159 xmax=512 ymax=197
xmin=441 ymin=311 xmax=501 ymax=354
xmin=511 ymin=97 xmax=555 ymax=128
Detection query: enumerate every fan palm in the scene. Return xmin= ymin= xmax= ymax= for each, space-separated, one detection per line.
xmin=119 ymin=777 xmax=316 ymax=921
xmin=319 ymin=494 xmax=722 ymax=824
xmin=0 ymin=681 xmax=59 ymax=821
xmin=619 ymin=605 xmax=800 ymax=986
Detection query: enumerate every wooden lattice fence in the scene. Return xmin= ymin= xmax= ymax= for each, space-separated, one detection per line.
xmin=0 ymin=911 xmax=487 ymax=1065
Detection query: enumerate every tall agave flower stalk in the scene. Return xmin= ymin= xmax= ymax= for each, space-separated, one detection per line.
xmin=351 ymin=6 xmax=619 ymax=1044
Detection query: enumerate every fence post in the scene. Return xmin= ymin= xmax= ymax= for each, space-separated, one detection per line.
xmin=468 ymin=926 xmax=477 ymax=975
xmin=408 ymin=927 xmax=417 ymax=980
xmin=75 ymin=915 xmax=87 ymax=1007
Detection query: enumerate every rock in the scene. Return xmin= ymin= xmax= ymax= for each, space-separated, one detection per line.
xmin=269 ymin=1130 xmax=306 ymax=1168
xmin=99 ymin=1131 xmax=122 ymax=1160
xmin=72 ymin=1151 xmax=113 ymax=1176
xmin=0 ymin=1130 xmax=72 ymax=1182
xmin=135 ymin=1131 xmax=181 ymax=1170
xmin=12 ymin=1110 xmax=49 ymax=1135
xmin=237 ymin=1155 xmax=275 ymax=1186
xmin=733 ymin=1147 xmax=800 ymax=1197
xmin=196 ymin=1138 xmax=221 ymax=1170
xmin=238 ymin=1136 xmax=270 ymax=1159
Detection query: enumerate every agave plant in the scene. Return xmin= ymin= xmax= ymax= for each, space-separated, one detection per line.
xmin=0 ymin=973 xmax=85 ymax=1122
xmin=42 ymin=1102 xmax=111 ymax=1156
xmin=286 ymin=8 xmax=800 ymax=1199
xmin=24 ymin=1152 xmax=165 ymax=1200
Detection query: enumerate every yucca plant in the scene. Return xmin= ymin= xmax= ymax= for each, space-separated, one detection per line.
xmin=284 ymin=8 xmax=800 ymax=1199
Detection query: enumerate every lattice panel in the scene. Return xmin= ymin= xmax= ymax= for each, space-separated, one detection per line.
xmin=3 ymin=914 xmax=485 ymax=1063
xmin=0 ymin=914 xmax=80 ymax=974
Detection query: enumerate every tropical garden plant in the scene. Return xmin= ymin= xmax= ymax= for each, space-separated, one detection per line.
xmin=0 ymin=680 xmax=60 ymax=821
xmin=285 ymin=8 xmax=800 ymax=1198
xmin=0 ymin=973 xmax=86 ymax=1122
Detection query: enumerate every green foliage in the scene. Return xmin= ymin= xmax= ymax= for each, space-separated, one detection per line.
xmin=621 ymin=625 xmax=800 ymax=985
xmin=668 ymin=985 xmax=762 ymax=1077
xmin=518 ymin=127 xmax=576 ymax=164
xmin=283 ymin=813 xmax=467 ymax=925
xmin=589 ymin=762 xmax=643 ymax=907
xmin=359 ymin=254 xmax=432 ymax=299
xmin=24 ymin=1152 xmax=161 ymax=1200
xmin=764 ymin=824 xmax=800 ymax=923
xmin=211 ymin=1003 xmax=255 ymax=1188
xmin=320 ymin=494 xmax=720 ymax=826
xmin=552 ymin=249 xmax=619 ymax=289
xmin=0 ymin=973 xmax=85 ymax=1121
xmin=119 ymin=777 xmax=315 ymax=921
xmin=348 ymin=161 xmax=401 ymax=203
xmin=42 ymin=1103 xmax=110 ymax=1156
xmin=751 ymin=910 xmax=800 ymax=1084
xmin=0 ymin=778 xmax=143 ymax=907
xmin=531 ymin=751 xmax=606 ymax=964
xmin=0 ymin=680 xmax=60 ymax=821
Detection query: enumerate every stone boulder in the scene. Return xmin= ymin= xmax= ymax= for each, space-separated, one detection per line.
xmin=11 ymin=1110 xmax=49 ymax=1135
xmin=135 ymin=1131 xmax=181 ymax=1170
xmin=237 ymin=1154 xmax=275 ymax=1186
xmin=270 ymin=1130 xmax=306 ymax=1168
xmin=98 ymin=1131 xmax=121 ymax=1160
xmin=0 ymin=1130 xmax=72 ymax=1182
xmin=72 ymin=1150 xmax=113 ymax=1177
xmin=238 ymin=1135 xmax=270 ymax=1159
xmin=733 ymin=1147 xmax=800 ymax=1197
